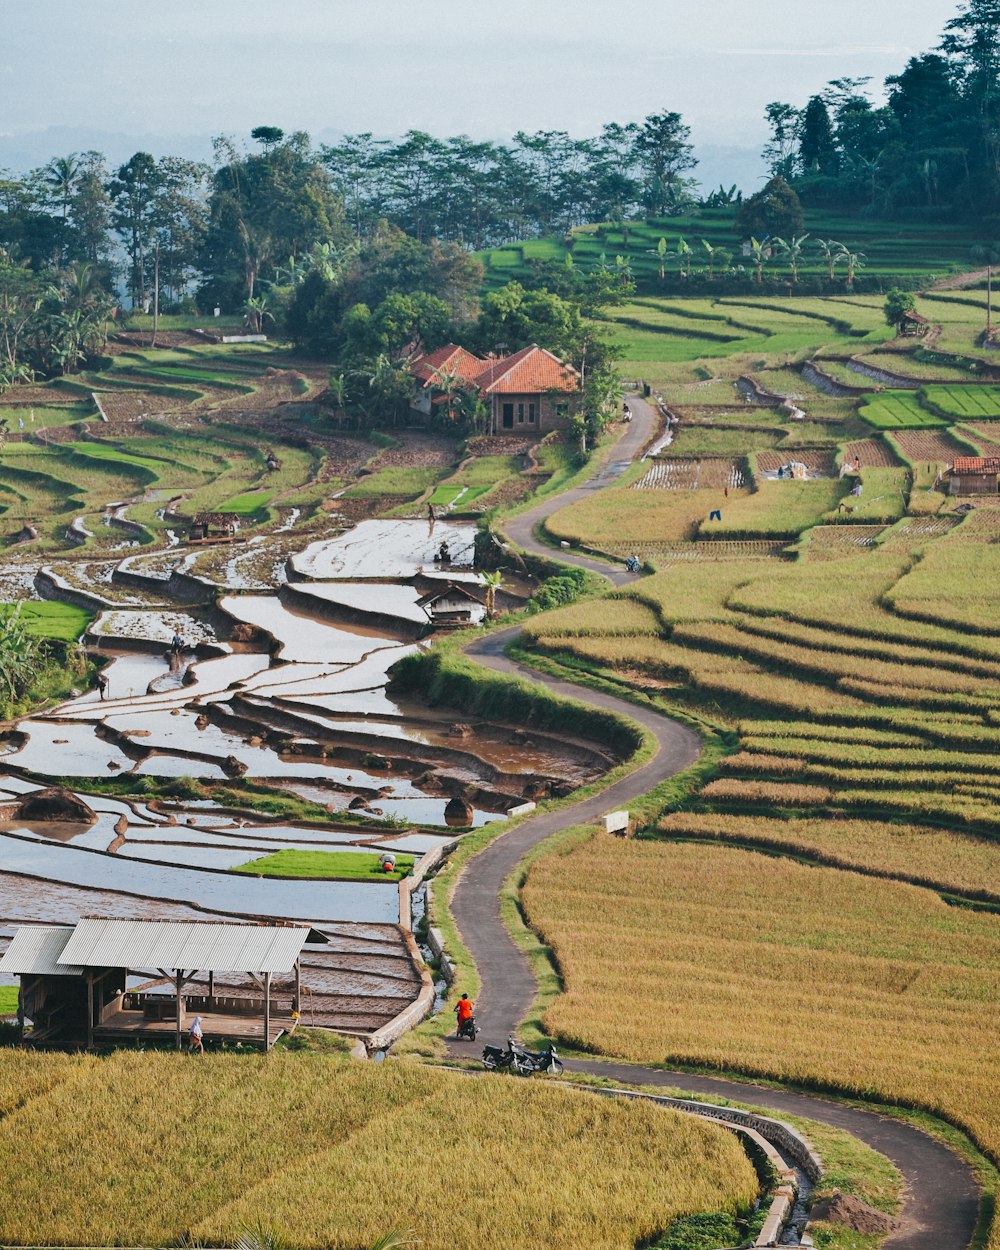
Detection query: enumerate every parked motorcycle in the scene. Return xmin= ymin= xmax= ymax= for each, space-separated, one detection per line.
xmin=511 ymin=1040 xmax=564 ymax=1076
xmin=482 ymin=1034 xmax=563 ymax=1076
xmin=456 ymin=1014 xmax=479 ymax=1041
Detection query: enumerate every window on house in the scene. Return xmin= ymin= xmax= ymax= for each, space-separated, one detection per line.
xmin=517 ymin=402 xmax=524 ymax=423
xmin=502 ymin=403 xmax=514 ymax=429
xmin=528 ymin=402 xmax=536 ymax=423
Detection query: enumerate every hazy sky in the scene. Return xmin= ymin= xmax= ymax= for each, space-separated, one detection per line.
xmin=3 ymin=0 xmax=961 ymax=153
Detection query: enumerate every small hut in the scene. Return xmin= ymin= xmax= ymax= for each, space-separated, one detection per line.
xmin=900 ymin=310 xmax=930 ymax=337
xmin=416 ymin=582 xmax=487 ymax=629
xmin=949 ymin=456 xmax=1000 ymax=496
xmin=190 ymin=511 xmax=240 ymax=542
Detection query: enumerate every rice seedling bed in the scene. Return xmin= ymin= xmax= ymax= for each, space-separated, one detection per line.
xmin=631 ymin=458 xmax=744 ymax=491
xmin=803 ymin=525 xmax=886 ymax=558
xmin=858 ymin=393 xmax=948 ymax=430
xmin=922 ymin=385 xmax=1000 ymax=420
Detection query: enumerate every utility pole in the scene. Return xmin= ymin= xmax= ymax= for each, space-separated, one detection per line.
xmin=151 ymin=240 xmax=160 ymax=349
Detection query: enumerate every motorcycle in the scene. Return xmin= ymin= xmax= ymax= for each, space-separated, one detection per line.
xmin=511 ymin=1040 xmax=564 ymax=1076
xmin=456 ymin=1013 xmax=479 ymax=1041
xmin=482 ymin=1034 xmax=563 ymax=1077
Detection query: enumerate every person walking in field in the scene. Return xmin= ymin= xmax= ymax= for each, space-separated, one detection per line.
xmin=97 ymin=670 xmax=109 ymax=701
xmin=188 ymin=1015 xmax=204 ymax=1054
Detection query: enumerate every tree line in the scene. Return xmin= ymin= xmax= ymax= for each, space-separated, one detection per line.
xmin=761 ymin=0 xmax=1000 ymax=219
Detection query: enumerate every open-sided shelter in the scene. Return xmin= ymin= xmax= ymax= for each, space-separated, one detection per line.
xmin=0 ymin=917 xmax=320 ymax=1051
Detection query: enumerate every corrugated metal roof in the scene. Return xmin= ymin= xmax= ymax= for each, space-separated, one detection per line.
xmin=0 ymin=926 xmax=81 ymax=976
xmin=57 ymin=918 xmax=309 ymax=973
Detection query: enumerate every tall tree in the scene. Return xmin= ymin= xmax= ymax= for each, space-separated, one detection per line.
xmin=799 ymin=97 xmax=838 ymax=173
xmin=108 ymin=152 xmax=160 ymax=307
xmin=632 ymin=112 xmax=697 ymax=216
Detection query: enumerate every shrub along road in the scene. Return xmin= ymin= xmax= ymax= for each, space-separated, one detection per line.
xmin=446 ymin=396 xmax=981 ymax=1250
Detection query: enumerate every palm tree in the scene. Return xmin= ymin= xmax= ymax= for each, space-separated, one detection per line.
xmin=700 ymin=240 xmax=731 ymax=281
xmin=650 ymin=236 xmax=668 ymax=281
xmin=844 ymin=250 xmax=866 ymax=289
xmin=243 ymin=295 xmax=274 ymax=334
xmin=773 ymin=234 xmax=810 ymax=284
xmin=676 ymin=236 xmax=692 ymax=279
xmin=749 ymin=237 xmax=770 ymax=286
xmin=481 ymin=571 xmax=503 ymax=619
xmin=45 ymin=153 xmax=81 ymax=265
xmin=815 ymin=239 xmax=847 ymax=282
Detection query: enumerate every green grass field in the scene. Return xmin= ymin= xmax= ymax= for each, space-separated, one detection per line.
xmin=19 ymin=603 xmax=91 ymax=641
xmin=858 ymin=393 xmax=948 ymax=429
xmin=234 ymin=849 xmax=416 ymax=881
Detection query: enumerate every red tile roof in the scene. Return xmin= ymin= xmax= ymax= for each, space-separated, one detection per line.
xmin=409 ymin=344 xmax=485 ymax=387
xmin=953 ymin=456 xmax=1000 ymax=474
xmin=474 ymin=345 xmax=580 ymax=395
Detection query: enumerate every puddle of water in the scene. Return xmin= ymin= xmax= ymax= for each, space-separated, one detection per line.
xmin=292 ymin=582 xmax=429 ymax=627
xmin=243 ymin=645 xmax=420 ymax=699
xmin=220 ymin=595 xmax=400 ymax=664
xmin=115 ymin=843 xmax=267 ymax=871
xmin=366 ymin=796 xmax=499 ymax=827
xmin=133 ymin=755 xmax=227 ymax=779
xmin=59 ymin=653 xmax=270 ymax=720
xmin=67 ymin=652 xmax=173 ymax=706
xmin=0 ymin=832 xmax=400 ymax=923
xmin=293 ymin=519 xmax=475 ymax=580
xmin=2 ymin=721 xmax=136 ymax=775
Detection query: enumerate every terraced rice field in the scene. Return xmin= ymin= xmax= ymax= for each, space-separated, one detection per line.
xmin=842 ymin=438 xmax=900 ymax=467
xmin=523 ymin=284 xmax=1000 ymax=1250
xmin=891 ymin=428 xmax=973 ymax=466
xmin=858 ymin=392 xmax=948 ymax=429
xmin=0 ymin=1054 xmax=755 ymax=1250
xmin=923 ymin=384 xmax=1000 ymax=420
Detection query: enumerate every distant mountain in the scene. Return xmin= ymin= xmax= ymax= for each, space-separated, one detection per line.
xmin=0 ymin=127 xmax=217 ymax=171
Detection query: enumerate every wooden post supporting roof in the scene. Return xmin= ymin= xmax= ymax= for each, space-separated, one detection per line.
xmin=263 ymin=971 xmax=271 ymax=1050
xmin=86 ymin=972 xmax=94 ymax=1050
xmin=174 ymin=971 xmax=183 ymax=1050
xmin=294 ymin=958 xmax=301 ymax=1014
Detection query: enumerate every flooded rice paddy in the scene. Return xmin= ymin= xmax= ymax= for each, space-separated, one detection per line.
xmin=0 ymin=519 xmax=607 ymax=1034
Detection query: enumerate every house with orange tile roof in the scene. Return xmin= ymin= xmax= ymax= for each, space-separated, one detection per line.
xmin=408 ymin=341 xmax=581 ymax=434
xmin=473 ymin=344 xmax=581 ymax=435
xmin=408 ymin=343 xmax=487 ymax=416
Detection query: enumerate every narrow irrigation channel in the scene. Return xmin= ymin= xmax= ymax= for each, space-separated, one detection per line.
xmin=444 ymin=396 xmax=982 ymax=1250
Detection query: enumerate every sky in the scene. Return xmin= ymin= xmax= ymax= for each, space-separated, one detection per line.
xmin=1 ymin=0 xmax=962 ymax=179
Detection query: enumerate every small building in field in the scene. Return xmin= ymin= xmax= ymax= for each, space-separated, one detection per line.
xmin=416 ymin=582 xmax=487 ymax=629
xmin=408 ymin=344 xmax=486 ymax=418
xmin=474 ymin=344 xmax=581 ymax=436
xmin=191 ymin=511 xmax=240 ymax=542
xmin=900 ymin=310 xmax=930 ymax=336
xmin=0 ymin=917 xmax=319 ymax=1051
xmin=949 ymin=455 xmax=1000 ymax=495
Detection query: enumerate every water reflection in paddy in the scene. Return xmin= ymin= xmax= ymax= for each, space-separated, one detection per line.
xmin=0 ymin=833 xmax=399 ymax=923
xmin=293 ymin=519 xmax=475 ymax=581
xmin=220 ymin=595 xmax=401 ymax=664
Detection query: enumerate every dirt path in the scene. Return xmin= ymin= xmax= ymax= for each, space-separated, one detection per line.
xmin=444 ymin=398 xmax=982 ymax=1250
xmin=931 ymin=268 xmax=990 ymax=291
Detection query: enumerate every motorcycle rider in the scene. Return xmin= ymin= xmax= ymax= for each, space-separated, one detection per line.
xmin=454 ymin=992 xmax=475 ymax=1037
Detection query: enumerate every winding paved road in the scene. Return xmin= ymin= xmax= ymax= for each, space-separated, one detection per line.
xmin=445 ymin=396 xmax=982 ymax=1250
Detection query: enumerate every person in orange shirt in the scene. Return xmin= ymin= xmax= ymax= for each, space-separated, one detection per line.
xmin=454 ymin=993 xmax=474 ymax=1037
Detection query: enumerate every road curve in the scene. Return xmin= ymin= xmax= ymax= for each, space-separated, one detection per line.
xmin=445 ymin=396 xmax=981 ymax=1250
